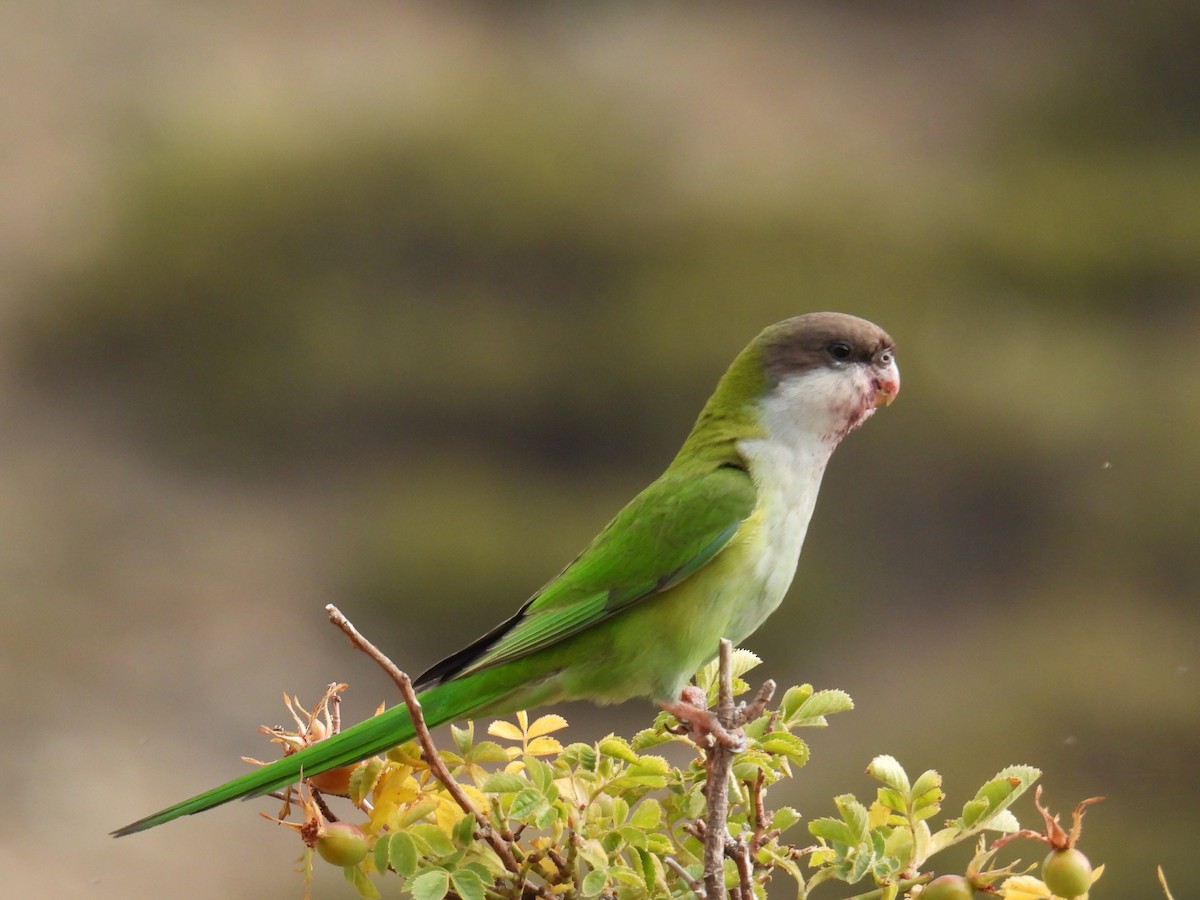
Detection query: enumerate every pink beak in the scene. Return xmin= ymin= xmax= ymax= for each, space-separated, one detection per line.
xmin=872 ymin=361 xmax=900 ymax=408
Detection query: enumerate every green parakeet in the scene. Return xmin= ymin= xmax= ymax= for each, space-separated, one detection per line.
xmin=113 ymin=311 xmax=898 ymax=836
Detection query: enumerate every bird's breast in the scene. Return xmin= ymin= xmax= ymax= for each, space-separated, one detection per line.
xmin=725 ymin=433 xmax=832 ymax=643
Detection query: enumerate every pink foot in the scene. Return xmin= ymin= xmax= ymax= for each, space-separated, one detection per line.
xmin=659 ymin=686 xmax=744 ymax=750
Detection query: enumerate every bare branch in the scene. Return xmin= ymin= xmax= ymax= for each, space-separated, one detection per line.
xmin=324 ymin=604 xmax=523 ymax=877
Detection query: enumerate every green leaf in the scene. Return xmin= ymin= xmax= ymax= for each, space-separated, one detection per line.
xmin=372 ymin=832 xmax=388 ymax=874
xmin=926 ymin=825 xmax=961 ymax=856
xmin=629 ymin=755 xmax=670 ymax=776
xmin=635 ymin=846 xmax=659 ymax=890
xmin=579 ymin=838 xmax=609 ymax=870
xmin=346 ymin=864 xmax=380 ymax=900
xmin=481 ymin=771 xmax=528 ymax=793
xmin=451 ymin=722 xmax=473 ymax=755
xmin=609 ymin=865 xmax=644 ymax=888
xmin=834 ymin=794 xmax=870 ymax=842
xmin=961 ymin=798 xmax=989 ymax=829
xmin=911 ymin=769 xmax=942 ymax=800
xmin=680 ymin=785 xmax=706 ymax=819
xmin=348 ymin=756 xmax=384 ymax=806
xmin=534 ymin=802 xmax=559 ymax=830
xmin=866 ymin=755 xmax=910 ymax=794
xmin=771 ymin=806 xmax=801 ymax=834
xmin=409 ymin=869 xmax=450 ymax=900
xmin=452 ymin=812 xmax=477 ymax=848
xmin=759 ymin=732 xmax=810 ymax=766
xmin=560 ymin=741 xmax=598 ymax=770
xmin=464 ymin=741 xmax=510 ymax=764
xmin=582 ymin=869 xmax=608 ymax=896
xmin=959 ymin=765 xmax=1041 ymax=831
xmin=876 ymin=787 xmax=907 ymax=813
xmin=630 ymin=727 xmax=676 ymax=751
xmin=386 ymin=831 xmax=419 ymax=876
xmin=619 ymin=825 xmax=648 ymax=849
xmin=645 ymin=833 xmax=674 ymax=855
xmin=410 ymin=824 xmax=456 ymax=858
xmin=984 ymin=809 xmax=1020 ymax=833
xmin=611 ymin=796 xmax=630 ymax=825
xmin=785 ymin=688 xmax=854 ymax=727
xmin=508 ymin=788 xmax=545 ymax=820
xmin=630 ymin=798 xmax=663 ymax=830
xmin=449 ymin=868 xmax=486 ymax=900
xmin=396 ymin=798 xmax=441 ymax=829
xmin=524 ymin=755 xmax=553 ymax=792
xmin=779 ymin=684 xmax=814 ymax=721
xmin=598 ymin=734 xmax=639 ymax=763
xmin=808 ymin=816 xmax=857 ymax=846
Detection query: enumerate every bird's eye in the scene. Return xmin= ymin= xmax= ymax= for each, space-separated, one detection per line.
xmin=878 ymin=350 xmax=893 ymax=365
xmin=828 ymin=341 xmax=853 ymax=361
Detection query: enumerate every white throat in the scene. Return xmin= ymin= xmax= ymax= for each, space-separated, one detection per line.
xmin=731 ymin=367 xmax=873 ymax=634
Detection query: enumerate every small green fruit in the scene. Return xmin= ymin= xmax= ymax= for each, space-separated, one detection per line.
xmin=921 ymin=874 xmax=973 ymax=900
xmin=1042 ymin=848 xmax=1093 ymax=898
xmin=316 ymin=821 xmax=370 ymax=867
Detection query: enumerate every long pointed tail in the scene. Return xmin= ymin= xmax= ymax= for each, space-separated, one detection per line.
xmin=112 ymin=673 xmax=503 ymax=836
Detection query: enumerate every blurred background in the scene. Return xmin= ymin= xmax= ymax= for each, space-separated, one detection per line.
xmin=2 ymin=1 xmax=1197 ymax=897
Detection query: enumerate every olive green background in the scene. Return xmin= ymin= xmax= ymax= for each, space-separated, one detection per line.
xmin=2 ymin=3 xmax=1196 ymax=897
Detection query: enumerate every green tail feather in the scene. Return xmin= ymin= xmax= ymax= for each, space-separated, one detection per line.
xmin=112 ymin=673 xmax=506 ymax=836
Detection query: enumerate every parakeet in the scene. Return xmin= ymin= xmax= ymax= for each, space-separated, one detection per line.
xmin=113 ymin=311 xmax=898 ymax=836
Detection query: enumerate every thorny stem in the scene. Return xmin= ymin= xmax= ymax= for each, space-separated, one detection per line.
xmin=324 ymin=604 xmax=526 ymax=880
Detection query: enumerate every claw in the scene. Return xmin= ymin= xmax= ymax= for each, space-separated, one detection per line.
xmin=659 ymin=687 xmax=745 ymax=750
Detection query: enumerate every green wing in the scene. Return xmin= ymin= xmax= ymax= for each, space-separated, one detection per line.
xmin=415 ymin=463 xmax=756 ymax=688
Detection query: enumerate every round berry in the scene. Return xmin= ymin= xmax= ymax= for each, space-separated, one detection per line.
xmin=1042 ymin=848 xmax=1093 ymax=899
xmin=921 ymin=874 xmax=973 ymax=900
xmin=316 ymin=821 xmax=370 ymax=867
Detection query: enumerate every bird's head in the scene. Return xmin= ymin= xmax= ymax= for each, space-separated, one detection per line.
xmin=756 ymin=312 xmax=899 ymax=446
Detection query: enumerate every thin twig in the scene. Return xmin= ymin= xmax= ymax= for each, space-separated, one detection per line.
xmin=310 ymin=788 xmax=339 ymax=824
xmin=324 ymin=604 xmax=523 ymax=877
xmin=749 ymin=769 xmax=769 ymax=854
xmin=665 ymin=855 xmax=705 ymax=896
xmin=328 ymin=683 xmax=342 ymax=734
xmin=739 ymin=679 xmax=776 ymax=723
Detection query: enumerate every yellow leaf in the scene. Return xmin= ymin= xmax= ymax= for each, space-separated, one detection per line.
xmin=526 ymin=736 xmax=564 ymax=757
xmin=525 ymin=714 xmax=569 ymax=740
xmin=369 ymin=768 xmax=421 ymax=831
xmin=488 ymin=720 xmax=525 ymax=742
xmin=868 ymin=800 xmax=891 ymax=830
xmin=434 ymin=796 xmax=465 ymax=830
xmin=809 ymin=847 xmax=835 ymax=866
xmin=999 ymin=875 xmax=1051 ymax=899
xmin=516 ymin=710 xmax=529 ymax=731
